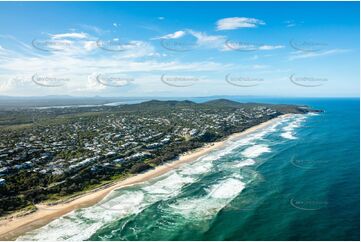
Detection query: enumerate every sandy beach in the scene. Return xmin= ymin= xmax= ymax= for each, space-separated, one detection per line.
xmin=0 ymin=114 xmax=288 ymax=240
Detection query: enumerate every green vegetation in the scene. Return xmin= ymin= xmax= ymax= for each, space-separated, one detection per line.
xmin=0 ymin=99 xmax=317 ymax=215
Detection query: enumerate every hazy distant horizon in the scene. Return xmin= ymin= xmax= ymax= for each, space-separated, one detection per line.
xmin=0 ymin=94 xmax=359 ymax=99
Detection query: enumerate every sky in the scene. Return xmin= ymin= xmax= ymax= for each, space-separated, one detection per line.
xmin=0 ymin=1 xmax=359 ymax=98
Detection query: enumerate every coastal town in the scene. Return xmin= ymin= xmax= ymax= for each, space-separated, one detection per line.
xmin=0 ymin=99 xmax=312 ymax=215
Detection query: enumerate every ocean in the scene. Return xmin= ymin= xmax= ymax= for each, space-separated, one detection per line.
xmin=17 ymin=98 xmax=360 ymax=241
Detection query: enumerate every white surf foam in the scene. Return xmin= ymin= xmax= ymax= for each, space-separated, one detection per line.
xmin=208 ymin=178 xmax=246 ymax=199
xmin=241 ymin=144 xmax=271 ymax=158
xmin=280 ymin=115 xmax=307 ymax=140
xmin=281 ymin=131 xmax=296 ymax=140
xmin=18 ymin=171 xmax=195 ymax=241
xmin=307 ymin=112 xmax=319 ymax=116
xmin=17 ymin=191 xmax=146 ymax=241
xmin=168 ymin=178 xmax=245 ymax=219
xmin=179 ymin=159 xmax=213 ymax=175
xmin=232 ymin=159 xmax=256 ymax=168
xmin=142 ymin=172 xmax=194 ymax=196
xmin=234 ymin=117 xmax=287 ymax=147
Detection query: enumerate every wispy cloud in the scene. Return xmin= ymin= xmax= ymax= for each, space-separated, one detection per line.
xmin=154 ymin=29 xmax=283 ymax=52
xmin=259 ymin=45 xmax=284 ymax=50
xmin=79 ymin=24 xmax=108 ymax=35
xmin=289 ymin=49 xmax=349 ymax=60
xmin=284 ymin=20 xmax=296 ymax=28
xmin=0 ymin=34 xmax=235 ymax=95
xmin=188 ymin=30 xmax=227 ymax=50
xmin=284 ymin=20 xmax=304 ymax=28
xmin=152 ymin=29 xmax=227 ymax=51
xmin=216 ymin=17 xmax=265 ymax=30
xmin=224 ymin=41 xmax=284 ymax=51
xmin=154 ymin=30 xmax=186 ymax=39
xmin=50 ymin=32 xmax=88 ymax=39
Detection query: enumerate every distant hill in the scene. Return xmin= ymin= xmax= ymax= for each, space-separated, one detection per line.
xmin=0 ymin=95 xmax=320 ymax=114
xmin=116 ymin=99 xmax=316 ymax=114
xmin=201 ymin=99 xmax=244 ymax=108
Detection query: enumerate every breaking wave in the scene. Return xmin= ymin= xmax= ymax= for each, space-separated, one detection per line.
xmin=280 ymin=115 xmax=307 ymax=140
xmin=168 ymin=177 xmax=245 ymax=219
xmin=17 ymin=115 xmax=299 ymax=241
xmin=241 ymin=144 xmax=271 ymax=158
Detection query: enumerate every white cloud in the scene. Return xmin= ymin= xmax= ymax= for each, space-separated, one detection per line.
xmin=50 ymin=32 xmax=88 ymax=39
xmin=83 ymin=41 xmax=98 ymax=51
xmin=284 ymin=20 xmax=296 ymax=28
xmin=0 ymin=35 xmax=233 ymax=96
xmin=154 ymin=29 xmax=282 ymax=52
xmin=216 ymin=17 xmax=265 ymax=30
xmin=258 ymin=45 xmax=284 ymax=50
xmin=35 ymin=31 xmax=159 ymax=57
xmin=83 ymin=72 xmax=107 ymax=92
xmin=289 ymin=49 xmax=349 ymax=60
xmin=79 ymin=24 xmax=108 ymax=35
xmin=224 ymin=41 xmax=284 ymax=51
xmin=284 ymin=20 xmax=304 ymax=28
xmin=119 ymin=41 xmax=158 ymax=58
xmin=0 ymin=78 xmax=15 ymax=92
xmin=155 ymin=30 xmax=186 ymax=39
xmin=188 ymin=30 xmax=227 ymax=50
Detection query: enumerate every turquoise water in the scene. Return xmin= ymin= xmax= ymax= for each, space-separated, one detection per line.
xmin=18 ymin=98 xmax=359 ymax=241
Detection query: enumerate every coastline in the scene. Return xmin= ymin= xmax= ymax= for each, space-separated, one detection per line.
xmin=0 ymin=114 xmax=290 ymax=240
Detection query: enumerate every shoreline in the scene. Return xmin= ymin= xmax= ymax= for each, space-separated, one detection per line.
xmin=0 ymin=114 xmax=289 ymax=240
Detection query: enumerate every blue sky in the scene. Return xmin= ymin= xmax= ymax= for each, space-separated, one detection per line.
xmin=0 ymin=1 xmax=359 ymax=97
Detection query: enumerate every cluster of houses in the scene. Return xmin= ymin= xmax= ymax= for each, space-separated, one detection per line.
xmin=0 ymin=105 xmax=279 ymax=186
